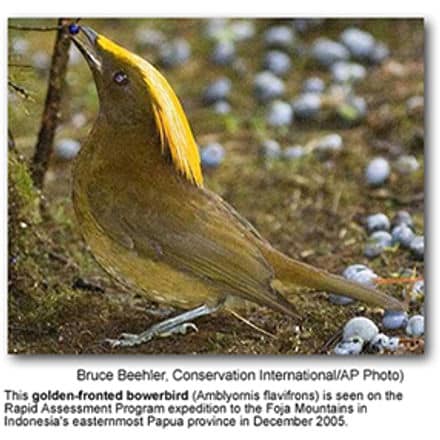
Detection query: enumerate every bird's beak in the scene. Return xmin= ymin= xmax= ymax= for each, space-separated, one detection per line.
xmin=70 ymin=26 xmax=102 ymax=72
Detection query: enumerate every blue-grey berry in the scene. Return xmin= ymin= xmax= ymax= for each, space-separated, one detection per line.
xmin=32 ymin=51 xmax=51 ymax=71
xmin=283 ymin=145 xmax=305 ymax=160
xmin=202 ymin=77 xmax=232 ymax=105
xmin=330 ymin=264 xmax=377 ymax=305
xmin=135 ymin=28 xmax=165 ymax=49
xmin=315 ymin=133 xmax=343 ymax=155
xmin=391 ymin=210 xmax=414 ymax=229
xmin=303 ymin=77 xmax=325 ymax=94
xmin=200 ymin=143 xmax=225 ymax=168
xmin=159 ymin=38 xmax=191 ymax=68
xmin=310 ymin=38 xmax=350 ymax=67
xmin=54 ymin=138 xmax=81 ymax=160
xmin=406 ymin=315 xmax=424 ymax=337
xmin=263 ymin=50 xmax=292 ymax=77
xmin=382 ymin=310 xmax=408 ymax=330
xmin=394 ymin=155 xmax=420 ymax=174
xmin=410 ymin=280 xmax=425 ymax=303
xmin=334 ymin=337 xmax=364 ymax=355
xmin=230 ymin=20 xmax=255 ymax=41
xmin=253 ymin=71 xmax=285 ymax=103
xmin=409 ymin=235 xmax=424 ymax=260
xmin=369 ymin=42 xmax=390 ymax=64
xmin=383 ymin=336 xmax=400 ymax=352
xmin=331 ymin=61 xmax=367 ymax=83
xmin=340 ymin=27 xmax=376 ymax=60
xmin=266 ymin=100 xmax=293 ymax=127
xmin=212 ymin=101 xmax=231 ymax=115
xmin=370 ymin=333 xmax=390 ymax=352
xmin=391 ymin=224 xmax=415 ymax=248
xmin=366 ymin=213 xmax=390 ymax=233
xmin=264 ymin=26 xmax=295 ymax=49
xmin=365 ymin=157 xmax=390 ymax=186
xmin=260 ymin=139 xmax=281 ymax=159
xmin=211 ymin=41 xmax=236 ymax=65
xmin=364 ymin=230 xmax=393 ymax=258
xmin=291 ymin=93 xmax=321 ymax=119
xmin=11 ymin=37 xmax=29 ymax=55
xmin=343 ymin=317 xmax=379 ymax=343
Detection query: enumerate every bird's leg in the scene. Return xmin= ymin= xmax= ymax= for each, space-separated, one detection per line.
xmin=105 ymin=304 xmax=220 ymax=348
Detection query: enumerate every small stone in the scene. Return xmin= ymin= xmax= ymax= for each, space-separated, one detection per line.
xmin=283 ymin=145 xmax=305 ymax=161
xmin=159 ymin=38 xmax=191 ymax=68
xmin=200 ymin=143 xmax=225 ymax=168
xmin=334 ymin=337 xmax=364 ymax=355
xmin=391 ymin=224 xmax=415 ymax=248
xmin=391 ymin=210 xmax=414 ymax=229
xmin=202 ymin=77 xmax=232 ymax=105
xmin=394 ymin=155 xmax=420 ymax=174
xmin=211 ymin=41 xmax=236 ymax=65
xmin=343 ymin=317 xmax=379 ymax=343
xmin=291 ymin=93 xmax=321 ymax=119
xmin=263 ymin=50 xmax=292 ymax=77
xmin=365 ymin=157 xmax=390 ymax=186
xmin=253 ymin=71 xmax=285 ymax=103
xmin=382 ymin=310 xmax=408 ymax=330
xmin=409 ymin=235 xmax=424 ymax=260
xmin=264 ymin=25 xmax=295 ymax=49
xmin=406 ymin=315 xmax=424 ymax=337
xmin=260 ymin=139 xmax=281 ymax=160
xmin=340 ymin=27 xmax=376 ymax=60
xmin=303 ymin=77 xmax=325 ymax=94
xmin=365 ymin=213 xmax=390 ymax=233
xmin=331 ymin=61 xmax=367 ymax=83
xmin=212 ymin=101 xmax=231 ymax=115
xmin=55 ymin=138 xmax=81 ymax=160
xmin=310 ymin=38 xmax=350 ymax=67
xmin=364 ymin=231 xmax=393 ymax=258
xmin=266 ymin=100 xmax=293 ymax=127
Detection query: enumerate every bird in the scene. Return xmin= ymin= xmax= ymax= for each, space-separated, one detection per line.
xmin=69 ymin=26 xmax=404 ymax=348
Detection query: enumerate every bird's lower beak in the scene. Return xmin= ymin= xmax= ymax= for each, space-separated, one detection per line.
xmin=70 ymin=26 xmax=102 ymax=72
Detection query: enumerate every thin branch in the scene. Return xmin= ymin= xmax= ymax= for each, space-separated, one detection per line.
xmin=8 ymin=130 xmax=15 ymax=150
xmin=31 ymin=18 xmax=72 ymax=189
xmin=8 ymin=24 xmax=61 ymax=32
xmin=8 ymin=80 xmax=31 ymax=99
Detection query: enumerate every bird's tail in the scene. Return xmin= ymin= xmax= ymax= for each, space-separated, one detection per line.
xmin=261 ymin=246 xmax=405 ymax=311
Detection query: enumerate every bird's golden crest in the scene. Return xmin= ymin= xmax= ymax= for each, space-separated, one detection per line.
xmin=97 ymin=35 xmax=204 ymax=187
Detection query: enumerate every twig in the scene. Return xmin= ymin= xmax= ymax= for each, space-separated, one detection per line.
xmin=8 ymin=130 xmax=15 ymax=150
xmin=31 ymin=18 xmax=72 ymax=189
xmin=8 ymin=80 xmax=31 ymax=99
xmin=8 ymin=24 xmax=61 ymax=32
xmin=226 ymin=308 xmax=276 ymax=339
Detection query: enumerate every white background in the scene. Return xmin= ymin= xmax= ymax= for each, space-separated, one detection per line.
xmin=1 ymin=1 xmax=437 ymax=439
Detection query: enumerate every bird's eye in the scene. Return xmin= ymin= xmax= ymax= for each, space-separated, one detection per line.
xmin=113 ymin=71 xmax=129 ymax=85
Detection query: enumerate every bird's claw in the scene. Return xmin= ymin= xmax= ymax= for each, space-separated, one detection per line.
xmin=104 ymin=322 xmax=198 ymax=348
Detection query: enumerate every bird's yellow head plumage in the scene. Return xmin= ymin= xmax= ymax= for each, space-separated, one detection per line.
xmin=71 ymin=26 xmax=203 ymax=187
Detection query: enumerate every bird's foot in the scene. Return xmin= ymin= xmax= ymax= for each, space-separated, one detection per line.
xmin=105 ymin=323 xmax=198 ymax=348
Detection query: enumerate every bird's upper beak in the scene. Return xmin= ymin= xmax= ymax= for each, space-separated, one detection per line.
xmin=70 ymin=26 xmax=102 ymax=72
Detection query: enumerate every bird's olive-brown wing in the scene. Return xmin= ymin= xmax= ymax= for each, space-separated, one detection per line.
xmin=86 ymin=182 xmax=295 ymax=313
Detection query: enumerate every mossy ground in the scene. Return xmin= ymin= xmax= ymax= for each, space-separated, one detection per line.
xmin=8 ymin=18 xmax=424 ymax=354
